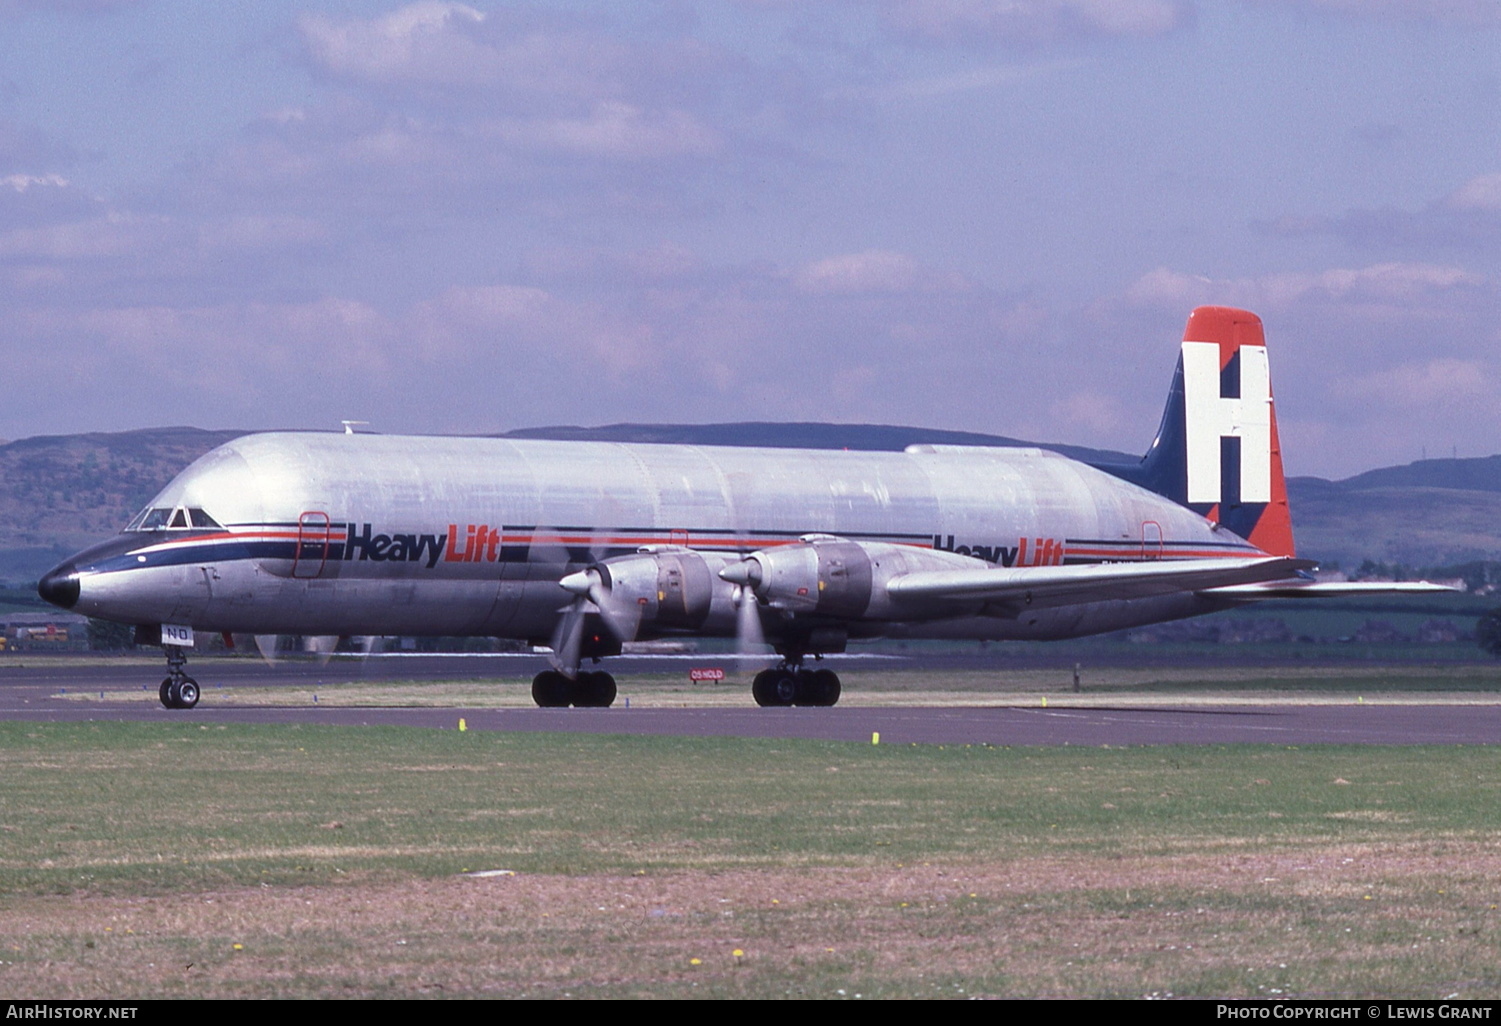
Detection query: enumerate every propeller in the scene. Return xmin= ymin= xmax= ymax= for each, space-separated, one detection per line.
xmin=303 ymin=634 xmax=339 ymax=666
xmin=732 ymin=580 xmax=769 ymax=677
xmin=722 ymin=558 xmax=770 ymax=677
xmin=253 ymin=634 xmax=281 ymax=667
xmin=548 ymin=566 xmax=643 ymax=678
xmin=252 ymin=633 xmax=342 ymax=667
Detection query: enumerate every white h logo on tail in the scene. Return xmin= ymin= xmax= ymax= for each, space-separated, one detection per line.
xmin=1182 ymin=340 xmax=1271 ymax=504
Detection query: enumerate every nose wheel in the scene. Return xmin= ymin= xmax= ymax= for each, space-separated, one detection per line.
xmin=159 ymin=646 xmax=200 ymax=709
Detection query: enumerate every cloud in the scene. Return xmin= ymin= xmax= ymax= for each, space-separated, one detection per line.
xmin=0 ymin=213 xmax=168 ymax=260
xmin=410 ymin=283 xmax=659 ymax=378
xmin=0 ymin=0 xmax=142 ymax=16
xmin=486 ymin=101 xmax=721 ymax=160
xmin=190 ymin=5 xmax=782 ymax=225
xmin=793 ymin=250 xmax=971 ymax=295
xmin=1109 ymin=259 xmax=1501 ymax=476
xmin=1444 ymin=173 xmax=1501 ymax=212
xmin=1050 ymin=389 xmax=1129 ymax=436
xmin=0 ymin=119 xmax=80 ymax=175
xmin=832 ymin=59 xmax=1081 ymax=102
xmin=298 ymin=3 xmax=492 ymax=88
xmin=1334 ymin=357 xmax=1490 ymax=408
xmin=1263 ymin=173 xmax=1501 ymax=251
xmin=1 ymin=173 xmax=67 ymax=192
xmin=518 ymin=244 xmax=706 ymax=286
xmin=1123 ymin=262 xmax=1486 ymax=313
xmin=14 ymin=297 xmax=397 ymax=404
xmin=1244 ymin=0 xmax=1501 ymax=25
xmin=880 ymin=0 xmax=1192 ymax=45
xmin=298 ymin=3 xmax=723 ymax=109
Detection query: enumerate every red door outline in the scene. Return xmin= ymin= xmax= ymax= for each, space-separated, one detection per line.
xmin=1141 ymin=521 xmax=1164 ymax=561
xmin=292 ymin=511 xmax=331 ymax=578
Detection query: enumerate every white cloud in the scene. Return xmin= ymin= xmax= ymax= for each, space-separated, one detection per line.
xmin=0 ymin=0 xmax=142 ymax=16
xmin=1444 ymin=173 xmax=1501 ymax=212
xmin=1334 ymin=357 xmax=1491 ymax=408
xmin=883 ymin=0 xmax=1191 ymax=44
xmin=1264 ymin=173 xmax=1501 ymax=251
xmin=299 ymin=3 xmax=487 ymax=85
xmin=794 ymin=250 xmax=971 ymax=295
xmin=297 ymin=3 xmax=719 ymax=107
xmin=15 ymin=297 xmax=398 ymax=402
xmin=1050 ymin=389 xmax=1128 ymax=435
xmin=1247 ymin=0 xmax=1501 ymax=25
xmin=488 ymin=102 xmax=721 ymax=160
xmin=1 ymin=173 xmax=67 ymax=191
xmin=408 ymin=284 xmax=659 ymax=379
xmin=0 ymin=213 xmax=167 ymax=260
xmin=1124 ymin=262 xmax=1485 ymax=312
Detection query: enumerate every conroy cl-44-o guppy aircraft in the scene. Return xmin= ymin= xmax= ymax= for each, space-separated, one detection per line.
xmin=38 ymin=307 xmax=1445 ymax=710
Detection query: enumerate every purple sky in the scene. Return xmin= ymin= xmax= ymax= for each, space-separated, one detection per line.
xmin=2 ymin=0 xmax=1498 ymax=478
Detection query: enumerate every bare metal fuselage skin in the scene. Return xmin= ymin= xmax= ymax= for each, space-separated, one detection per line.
xmin=54 ymin=432 xmax=1256 ymax=643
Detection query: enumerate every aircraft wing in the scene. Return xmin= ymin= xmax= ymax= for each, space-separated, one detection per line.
xmin=886 ymin=555 xmax=1315 ymax=612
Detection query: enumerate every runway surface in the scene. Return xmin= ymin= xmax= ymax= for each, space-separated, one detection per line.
xmin=3 ymin=655 xmax=1500 ymax=745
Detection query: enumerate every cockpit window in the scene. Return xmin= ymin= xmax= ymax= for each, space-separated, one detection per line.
xmin=124 ymin=506 xmax=223 ymax=532
xmin=138 ymin=508 xmax=173 ymax=530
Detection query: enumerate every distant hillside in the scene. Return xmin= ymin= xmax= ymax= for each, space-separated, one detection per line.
xmin=3 ymin=424 xmax=1498 ymax=586
xmin=0 ymin=427 xmax=246 ymax=583
xmin=1288 ymin=459 xmax=1501 ymax=570
xmin=507 ymin=422 xmax=1137 ymax=465
xmin=1339 ymin=455 xmax=1501 ymax=494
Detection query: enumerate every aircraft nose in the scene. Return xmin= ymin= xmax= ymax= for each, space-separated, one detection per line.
xmin=37 ymin=565 xmax=81 ymax=610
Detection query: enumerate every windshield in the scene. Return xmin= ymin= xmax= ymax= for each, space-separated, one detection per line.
xmin=124 ymin=506 xmax=223 ymax=532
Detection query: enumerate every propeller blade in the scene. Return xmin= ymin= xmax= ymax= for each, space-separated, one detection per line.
xmin=590 ymin=580 xmax=642 ymax=644
xmin=549 ymin=598 xmax=586 ymax=679
xmin=734 ymin=583 xmax=769 ymax=677
xmin=304 ymin=634 xmax=339 ymax=666
xmin=561 ymin=568 xmax=642 ymax=644
xmin=253 ymin=634 xmax=280 ymax=667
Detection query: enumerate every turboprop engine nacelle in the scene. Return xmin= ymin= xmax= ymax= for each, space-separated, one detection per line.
xmin=718 ymin=534 xmax=993 ymax=622
xmin=572 ymin=547 xmax=740 ymax=640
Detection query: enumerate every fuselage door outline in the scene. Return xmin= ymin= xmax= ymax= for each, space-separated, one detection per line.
xmin=292 ymin=511 xmax=332 ymax=579
xmin=1141 ymin=520 xmax=1164 ymax=561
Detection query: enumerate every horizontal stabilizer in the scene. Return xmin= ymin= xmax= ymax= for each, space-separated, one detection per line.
xmin=887 ymin=556 xmax=1314 ymax=611
xmin=1202 ymin=580 xmax=1457 ymax=598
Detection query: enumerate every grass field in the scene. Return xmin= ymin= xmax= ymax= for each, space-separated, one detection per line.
xmin=4 ymin=719 xmax=1501 ymax=998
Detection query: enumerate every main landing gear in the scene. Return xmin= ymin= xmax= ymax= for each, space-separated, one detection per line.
xmin=531 ymin=669 xmax=617 ymax=708
xmin=751 ymin=662 xmax=841 ymax=707
xmin=159 ymin=645 xmax=200 ymax=710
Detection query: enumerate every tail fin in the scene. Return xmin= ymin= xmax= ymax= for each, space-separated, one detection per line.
xmin=1104 ymin=307 xmax=1295 ymax=557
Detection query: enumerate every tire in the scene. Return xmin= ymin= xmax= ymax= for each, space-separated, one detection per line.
xmin=770 ymin=672 xmax=798 ymax=707
xmin=174 ymin=678 xmax=200 ymax=709
xmin=159 ymin=678 xmax=176 ymax=709
xmin=751 ymin=669 xmax=778 ymax=707
xmin=808 ymin=668 xmax=841 ymax=707
xmin=532 ymin=670 xmax=572 ymax=708
xmin=577 ymin=671 xmax=616 ymax=708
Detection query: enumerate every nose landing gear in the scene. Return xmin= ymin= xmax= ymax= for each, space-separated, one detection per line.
xmin=159 ymin=646 xmax=200 ymax=709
